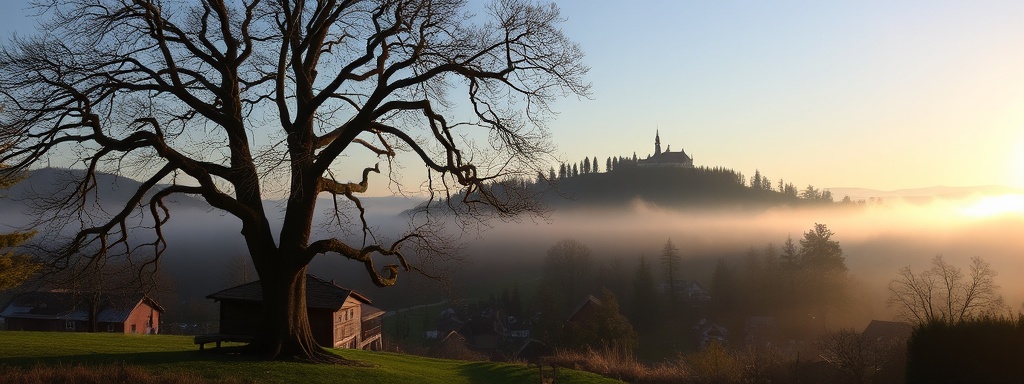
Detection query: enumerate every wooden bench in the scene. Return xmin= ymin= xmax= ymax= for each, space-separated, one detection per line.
xmin=193 ymin=334 xmax=255 ymax=350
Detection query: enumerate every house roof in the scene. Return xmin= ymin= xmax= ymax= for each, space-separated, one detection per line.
xmin=567 ymin=295 xmax=602 ymax=324
xmin=361 ymin=304 xmax=385 ymax=320
xmin=0 ymin=291 xmax=163 ymax=323
xmin=642 ymin=150 xmax=692 ymax=164
xmin=206 ymin=274 xmax=371 ymax=310
xmin=861 ymin=320 xmax=913 ymax=342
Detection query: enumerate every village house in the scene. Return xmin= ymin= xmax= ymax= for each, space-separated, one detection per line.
xmin=0 ymin=290 xmax=163 ymax=334
xmin=427 ymin=303 xmax=535 ymax=360
xmin=693 ymin=318 xmax=730 ymax=348
xmin=567 ymin=295 xmax=603 ymax=325
xmin=204 ymin=274 xmax=383 ymax=350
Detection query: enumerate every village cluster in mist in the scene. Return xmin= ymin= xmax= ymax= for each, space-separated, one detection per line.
xmin=4 ymin=169 xmax=1023 ymax=333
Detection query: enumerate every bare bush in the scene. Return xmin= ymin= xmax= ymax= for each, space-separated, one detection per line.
xmin=888 ymin=255 xmax=1006 ymax=325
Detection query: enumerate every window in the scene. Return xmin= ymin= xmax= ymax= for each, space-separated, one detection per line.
xmin=65 ymin=321 xmax=75 ymax=331
xmin=107 ymin=323 xmax=114 ymax=332
xmin=130 ymin=324 xmax=136 ymax=334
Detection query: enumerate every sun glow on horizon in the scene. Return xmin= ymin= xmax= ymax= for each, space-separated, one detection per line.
xmin=960 ymin=194 xmax=1024 ymax=218
xmin=1013 ymin=133 xmax=1024 ymax=189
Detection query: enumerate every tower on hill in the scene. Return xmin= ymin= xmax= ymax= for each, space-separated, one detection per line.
xmin=639 ymin=131 xmax=693 ymax=168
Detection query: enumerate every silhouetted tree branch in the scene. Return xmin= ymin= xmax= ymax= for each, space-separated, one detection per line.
xmin=0 ymin=0 xmax=588 ymax=361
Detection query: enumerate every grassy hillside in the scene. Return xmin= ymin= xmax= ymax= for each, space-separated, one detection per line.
xmin=0 ymin=332 xmax=621 ymax=384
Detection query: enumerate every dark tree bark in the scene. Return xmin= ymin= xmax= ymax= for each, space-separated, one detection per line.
xmin=0 ymin=0 xmax=588 ymax=361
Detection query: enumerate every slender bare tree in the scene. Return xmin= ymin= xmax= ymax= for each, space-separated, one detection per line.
xmin=0 ymin=0 xmax=588 ymax=361
xmin=888 ymin=255 xmax=1005 ymax=326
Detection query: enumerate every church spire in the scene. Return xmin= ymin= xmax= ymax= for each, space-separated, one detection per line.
xmin=654 ymin=130 xmax=662 ymax=156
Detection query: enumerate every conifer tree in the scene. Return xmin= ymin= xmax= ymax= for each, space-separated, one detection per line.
xmin=661 ymin=239 xmax=681 ymax=311
xmin=632 ymin=254 xmax=657 ymax=324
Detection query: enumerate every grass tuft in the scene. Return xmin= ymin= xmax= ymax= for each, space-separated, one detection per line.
xmin=549 ymin=347 xmax=690 ymax=384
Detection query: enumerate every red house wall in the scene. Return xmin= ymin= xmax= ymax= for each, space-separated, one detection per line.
xmin=124 ymin=301 xmax=161 ymax=334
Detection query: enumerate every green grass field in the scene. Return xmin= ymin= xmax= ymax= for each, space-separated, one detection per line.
xmin=0 ymin=332 xmax=621 ymax=383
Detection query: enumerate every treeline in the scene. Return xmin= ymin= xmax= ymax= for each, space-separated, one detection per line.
xmin=533 ymin=166 xmax=835 ymax=209
xmin=533 ymin=239 xmax=637 ymax=352
xmin=547 ymin=153 xmax=840 ymax=203
xmin=424 ymin=155 xmax=852 ymax=212
xmin=709 ymin=224 xmax=852 ymax=341
xmin=527 ymin=223 xmax=855 ymax=358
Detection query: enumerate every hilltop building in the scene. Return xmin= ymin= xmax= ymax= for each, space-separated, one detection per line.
xmin=638 ymin=130 xmax=694 ymax=168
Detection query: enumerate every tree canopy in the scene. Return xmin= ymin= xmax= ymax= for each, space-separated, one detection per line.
xmin=0 ymin=0 xmax=588 ymax=361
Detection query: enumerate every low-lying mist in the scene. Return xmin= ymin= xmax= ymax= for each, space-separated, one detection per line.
xmin=454 ymin=193 xmax=1024 ymax=329
xmin=5 ymin=174 xmax=1024 ymax=331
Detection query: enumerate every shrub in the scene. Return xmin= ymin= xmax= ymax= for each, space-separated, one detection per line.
xmin=907 ymin=316 xmax=1024 ymax=383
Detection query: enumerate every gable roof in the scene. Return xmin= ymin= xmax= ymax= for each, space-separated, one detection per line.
xmin=641 ymin=149 xmax=692 ymax=165
xmin=567 ymin=295 xmax=602 ymax=324
xmin=361 ymin=304 xmax=385 ymax=321
xmin=861 ymin=320 xmax=913 ymax=342
xmin=0 ymin=291 xmax=163 ymax=323
xmin=206 ymin=274 xmax=371 ymax=310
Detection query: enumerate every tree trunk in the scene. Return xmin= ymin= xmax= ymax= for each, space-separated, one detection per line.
xmin=248 ymin=268 xmax=343 ymax=363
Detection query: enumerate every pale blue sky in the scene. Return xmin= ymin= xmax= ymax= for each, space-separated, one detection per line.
xmin=550 ymin=1 xmax=1024 ymax=190
xmin=3 ymin=1 xmax=1024 ymax=192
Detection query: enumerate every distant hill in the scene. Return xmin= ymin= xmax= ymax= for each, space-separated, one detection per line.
xmin=414 ymin=166 xmax=814 ymax=213
xmin=414 ymin=167 xmax=1024 ymax=212
xmin=828 ymin=185 xmax=1024 ymax=203
xmin=536 ymin=167 xmax=801 ymax=209
xmin=0 ymin=167 xmax=207 ymax=210
xmin=2 ymin=167 xmax=424 ymax=214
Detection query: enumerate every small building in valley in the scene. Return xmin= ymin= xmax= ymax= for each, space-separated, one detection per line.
xmin=0 ymin=290 xmax=163 ymax=334
xmin=205 ymin=274 xmax=383 ymax=350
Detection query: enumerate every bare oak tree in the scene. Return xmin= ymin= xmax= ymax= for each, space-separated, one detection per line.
xmin=887 ymin=255 xmax=1005 ymax=326
xmin=0 ymin=0 xmax=588 ymax=361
